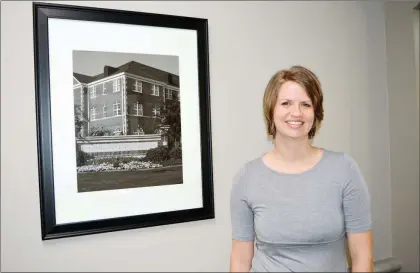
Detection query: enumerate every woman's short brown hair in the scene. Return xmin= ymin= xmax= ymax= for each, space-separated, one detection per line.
xmin=263 ymin=65 xmax=324 ymax=139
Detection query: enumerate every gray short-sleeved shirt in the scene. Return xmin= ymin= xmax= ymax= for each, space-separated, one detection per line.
xmin=230 ymin=149 xmax=372 ymax=272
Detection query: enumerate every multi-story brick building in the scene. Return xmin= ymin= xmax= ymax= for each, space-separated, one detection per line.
xmin=73 ymin=61 xmax=180 ymax=137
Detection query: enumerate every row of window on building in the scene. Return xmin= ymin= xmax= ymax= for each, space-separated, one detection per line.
xmin=132 ymin=80 xmax=175 ymax=99
xmin=89 ymin=126 xmax=145 ymax=137
xmin=88 ymin=78 xmax=175 ymax=99
xmin=88 ymin=78 xmax=122 ymax=98
xmin=90 ymin=101 xmax=160 ymax=121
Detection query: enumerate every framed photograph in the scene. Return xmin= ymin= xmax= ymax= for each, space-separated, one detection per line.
xmin=33 ymin=2 xmax=214 ymax=240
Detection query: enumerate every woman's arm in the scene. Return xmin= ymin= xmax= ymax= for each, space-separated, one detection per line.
xmin=341 ymin=155 xmax=374 ymax=272
xmin=347 ymin=230 xmax=374 ymax=272
xmin=230 ymin=239 xmax=254 ymax=272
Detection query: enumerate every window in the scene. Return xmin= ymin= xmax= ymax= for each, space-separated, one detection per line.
xmin=113 ymin=101 xmax=121 ymax=116
xmin=134 ymin=102 xmax=143 ymax=116
xmin=166 ymin=89 xmax=173 ymax=99
xmin=90 ymin=86 xmax=96 ymax=98
xmin=133 ymin=80 xmax=142 ymax=93
xmin=103 ymin=82 xmax=107 ymax=95
xmin=103 ymin=105 xmax=107 ymax=118
xmin=91 ymin=107 xmax=96 ymax=120
xmin=152 ymin=84 xmax=159 ymax=96
xmin=152 ymin=104 xmax=160 ymax=116
xmin=113 ymin=78 xmax=121 ymax=92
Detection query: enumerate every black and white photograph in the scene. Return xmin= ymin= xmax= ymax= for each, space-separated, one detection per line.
xmin=32 ymin=2 xmax=214 ymax=240
xmin=73 ymin=50 xmax=183 ymax=193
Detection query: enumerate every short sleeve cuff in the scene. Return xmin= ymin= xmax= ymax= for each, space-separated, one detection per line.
xmin=232 ymin=235 xmax=255 ymax=241
xmin=346 ymin=223 xmax=373 ymax=233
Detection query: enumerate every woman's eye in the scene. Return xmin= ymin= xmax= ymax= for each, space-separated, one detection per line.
xmin=303 ymin=103 xmax=311 ymax=107
xmin=282 ymin=102 xmax=290 ymax=106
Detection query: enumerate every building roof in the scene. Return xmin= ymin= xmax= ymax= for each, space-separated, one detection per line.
xmin=73 ymin=61 xmax=179 ymax=87
xmin=73 ymin=73 xmax=95 ymax=84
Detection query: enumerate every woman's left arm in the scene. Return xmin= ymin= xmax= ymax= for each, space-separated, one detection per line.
xmin=347 ymin=230 xmax=374 ymax=272
xmin=341 ymin=154 xmax=374 ymax=272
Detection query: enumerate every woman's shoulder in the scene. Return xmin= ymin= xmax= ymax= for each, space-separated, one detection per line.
xmin=231 ymin=155 xmax=266 ymax=185
xmin=322 ymin=148 xmax=358 ymax=164
xmin=233 ymin=156 xmax=263 ymax=177
xmin=321 ymin=148 xmax=362 ymax=174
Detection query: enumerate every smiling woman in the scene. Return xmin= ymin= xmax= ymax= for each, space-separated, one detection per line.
xmin=263 ymin=65 xmax=324 ymax=141
xmin=229 ymin=65 xmax=373 ymax=272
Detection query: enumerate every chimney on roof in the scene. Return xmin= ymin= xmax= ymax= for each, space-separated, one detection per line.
xmin=168 ymin=74 xmax=179 ymax=86
xmin=104 ymin=65 xmax=118 ymax=77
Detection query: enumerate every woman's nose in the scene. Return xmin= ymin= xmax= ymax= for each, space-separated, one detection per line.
xmin=290 ymin=104 xmax=303 ymax=116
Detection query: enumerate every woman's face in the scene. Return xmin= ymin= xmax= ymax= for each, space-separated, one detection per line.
xmin=273 ymin=81 xmax=315 ymax=140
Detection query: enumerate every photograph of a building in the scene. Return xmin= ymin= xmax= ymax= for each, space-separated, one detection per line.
xmin=74 ymin=59 xmax=180 ymax=138
xmin=73 ymin=51 xmax=183 ymax=193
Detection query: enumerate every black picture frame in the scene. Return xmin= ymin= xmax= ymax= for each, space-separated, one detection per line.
xmin=33 ymin=2 xmax=214 ymax=240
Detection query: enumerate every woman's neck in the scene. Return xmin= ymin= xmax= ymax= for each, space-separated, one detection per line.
xmin=272 ymin=135 xmax=315 ymax=163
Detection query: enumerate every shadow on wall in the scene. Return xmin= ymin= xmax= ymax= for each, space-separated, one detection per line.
xmin=371 ymin=257 xmax=402 ymax=272
xmin=347 ymin=257 xmax=403 ymax=272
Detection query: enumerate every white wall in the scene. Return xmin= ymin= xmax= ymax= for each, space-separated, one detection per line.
xmin=385 ymin=2 xmax=420 ymax=272
xmin=1 ymin=1 xmax=409 ymax=271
